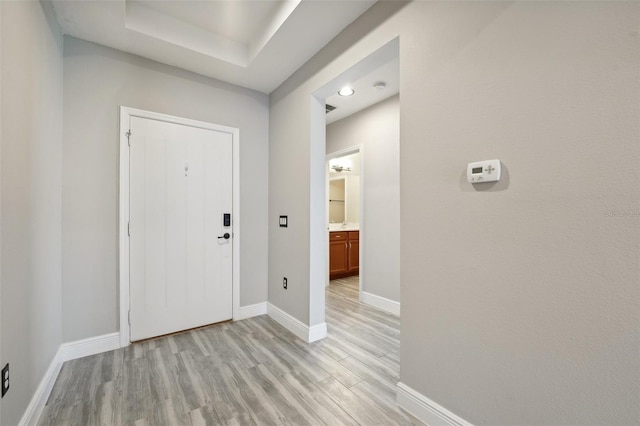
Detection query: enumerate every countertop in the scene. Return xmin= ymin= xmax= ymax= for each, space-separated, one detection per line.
xmin=328 ymin=225 xmax=359 ymax=232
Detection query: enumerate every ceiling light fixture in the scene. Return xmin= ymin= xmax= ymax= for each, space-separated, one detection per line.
xmin=329 ymin=158 xmax=352 ymax=172
xmin=374 ymin=81 xmax=386 ymax=91
xmin=338 ymin=87 xmax=355 ymax=96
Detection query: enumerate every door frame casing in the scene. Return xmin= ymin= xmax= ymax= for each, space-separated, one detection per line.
xmin=118 ymin=107 xmax=240 ymax=347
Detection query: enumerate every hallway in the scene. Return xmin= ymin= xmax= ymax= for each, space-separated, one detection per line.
xmin=39 ymin=277 xmax=418 ymax=425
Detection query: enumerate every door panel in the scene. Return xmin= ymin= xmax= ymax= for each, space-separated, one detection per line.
xmin=129 ymin=116 xmax=232 ymax=341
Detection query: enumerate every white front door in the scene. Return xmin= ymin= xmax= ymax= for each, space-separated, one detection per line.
xmin=129 ymin=116 xmax=233 ymax=341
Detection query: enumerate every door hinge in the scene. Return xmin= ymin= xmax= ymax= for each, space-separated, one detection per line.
xmin=128 ymin=222 xmax=130 ymax=237
xmin=126 ymin=130 xmax=131 ymax=146
xmin=128 ymin=310 xmax=131 ymax=325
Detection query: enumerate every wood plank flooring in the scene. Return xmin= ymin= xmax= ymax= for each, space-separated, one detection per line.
xmin=39 ymin=276 xmax=421 ymax=425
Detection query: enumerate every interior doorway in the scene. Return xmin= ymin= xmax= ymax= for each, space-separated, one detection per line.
xmin=326 ymin=147 xmax=363 ymax=298
xmin=309 ymin=38 xmax=400 ymax=335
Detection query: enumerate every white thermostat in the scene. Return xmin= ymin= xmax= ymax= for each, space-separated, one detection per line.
xmin=467 ymin=159 xmax=501 ymax=183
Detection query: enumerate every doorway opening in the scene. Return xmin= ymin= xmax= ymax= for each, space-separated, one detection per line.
xmin=326 ymin=147 xmax=363 ymax=298
xmin=309 ymin=37 xmax=400 ymax=338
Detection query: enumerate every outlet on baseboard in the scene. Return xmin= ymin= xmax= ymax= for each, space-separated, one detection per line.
xmin=283 ymin=277 xmax=288 ymax=290
xmin=2 ymin=363 xmax=9 ymax=398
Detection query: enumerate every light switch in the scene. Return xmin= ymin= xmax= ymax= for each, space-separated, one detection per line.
xmin=279 ymin=216 xmax=288 ymax=227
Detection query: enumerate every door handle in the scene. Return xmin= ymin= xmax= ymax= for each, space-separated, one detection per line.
xmin=218 ymin=233 xmax=231 ymax=240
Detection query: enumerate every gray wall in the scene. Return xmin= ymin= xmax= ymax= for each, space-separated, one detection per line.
xmin=327 ymin=95 xmax=400 ymax=302
xmin=0 ymin=5 xmax=3 ymax=422
xmin=269 ymin=1 xmax=639 ymax=424
xmin=63 ymin=37 xmax=269 ymax=342
xmin=1 ymin=2 xmax=63 ymax=424
xmin=269 ymin=91 xmax=313 ymax=323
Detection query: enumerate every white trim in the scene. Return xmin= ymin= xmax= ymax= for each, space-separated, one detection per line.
xmin=308 ymin=322 xmax=328 ymax=342
xmin=231 ymin=117 xmax=241 ymax=332
xmin=20 ymin=333 xmax=124 ymax=426
xmin=18 ymin=347 xmax=63 ymax=426
xmin=60 ymin=332 xmax=121 ymax=362
xmin=267 ymin=303 xmax=307 ymax=342
xmin=119 ymin=107 xmax=240 ymax=347
xmin=309 ymin=95 xmax=328 ymax=337
xmin=267 ymin=303 xmax=327 ymax=343
xmin=118 ymin=107 xmax=131 ymax=348
xmin=396 ymin=382 xmax=473 ymax=426
xmin=234 ymin=302 xmax=267 ymax=320
xmin=0 ymin=4 xmax=2 ymax=424
xmin=361 ymin=291 xmax=400 ymax=316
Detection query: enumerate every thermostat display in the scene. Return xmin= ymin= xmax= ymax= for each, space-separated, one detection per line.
xmin=467 ymin=159 xmax=501 ymax=183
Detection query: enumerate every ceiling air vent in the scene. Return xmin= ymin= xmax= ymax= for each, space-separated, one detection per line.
xmin=326 ymin=104 xmax=337 ymax=114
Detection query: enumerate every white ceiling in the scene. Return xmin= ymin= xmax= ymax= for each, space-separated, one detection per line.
xmin=50 ymin=0 xmax=376 ymax=94
xmin=133 ymin=1 xmax=282 ymax=45
xmin=325 ymin=55 xmax=399 ymax=124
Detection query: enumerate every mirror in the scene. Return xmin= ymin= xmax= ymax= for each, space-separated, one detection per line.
xmin=328 ymin=152 xmax=360 ymax=225
xmin=329 ymin=177 xmax=346 ymax=223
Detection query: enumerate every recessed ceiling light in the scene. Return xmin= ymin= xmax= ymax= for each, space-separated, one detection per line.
xmin=338 ymin=87 xmax=355 ymax=96
xmin=374 ymin=81 xmax=386 ymax=91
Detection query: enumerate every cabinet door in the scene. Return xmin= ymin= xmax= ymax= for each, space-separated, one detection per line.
xmin=330 ymin=241 xmax=349 ymax=277
xmin=348 ymin=239 xmax=359 ymax=273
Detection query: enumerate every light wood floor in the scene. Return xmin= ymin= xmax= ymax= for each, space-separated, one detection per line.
xmin=39 ymin=276 xmax=420 ymax=425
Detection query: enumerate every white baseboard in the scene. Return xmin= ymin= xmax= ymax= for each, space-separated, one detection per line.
xmin=19 ymin=348 xmax=64 ymax=426
xmin=308 ymin=322 xmax=328 ymax=342
xmin=20 ymin=333 xmax=123 ymax=425
xmin=234 ymin=302 xmax=267 ymax=320
xmin=60 ymin=332 xmax=122 ymax=362
xmin=267 ymin=303 xmax=327 ymax=343
xmin=361 ymin=291 xmax=401 ymax=316
xmin=396 ymin=382 xmax=472 ymax=426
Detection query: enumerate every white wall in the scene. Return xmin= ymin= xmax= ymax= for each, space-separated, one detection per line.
xmin=0 ymin=5 xmax=3 ymax=423
xmin=1 ymin=2 xmax=63 ymax=424
xmin=329 ymin=178 xmax=346 ymax=223
xmin=269 ymin=2 xmax=639 ymax=424
xmin=327 ymin=95 xmax=400 ymax=302
xmin=62 ymin=37 xmax=269 ymax=342
xmin=345 ymin=175 xmax=359 ymax=224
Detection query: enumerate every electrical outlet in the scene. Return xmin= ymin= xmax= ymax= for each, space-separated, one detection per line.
xmin=283 ymin=277 xmax=288 ymax=289
xmin=2 ymin=363 xmax=9 ymax=398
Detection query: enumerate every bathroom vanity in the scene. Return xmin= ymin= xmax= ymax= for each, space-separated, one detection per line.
xmin=329 ymin=229 xmax=359 ymax=279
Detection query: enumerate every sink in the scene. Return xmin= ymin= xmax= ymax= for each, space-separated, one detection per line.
xmin=328 ymin=223 xmax=359 ymax=232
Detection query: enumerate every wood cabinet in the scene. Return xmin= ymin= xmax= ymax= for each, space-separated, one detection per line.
xmin=329 ymin=232 xmax=349 ymax=276
xmin=329 ymin=231 xmax=359 ymax=279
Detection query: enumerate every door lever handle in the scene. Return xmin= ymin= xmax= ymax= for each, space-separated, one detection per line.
xmin=218 ymin=233 xmax=231 ymax=240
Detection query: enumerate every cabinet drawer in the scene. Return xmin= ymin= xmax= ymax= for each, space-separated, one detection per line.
xmin=330 ymin=232 xmax=348 ymax=241
xmin=348 ymin=231 xmax=359 ymax=241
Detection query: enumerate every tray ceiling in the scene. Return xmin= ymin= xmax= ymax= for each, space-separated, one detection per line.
xmin=51 ymin=0 xmax=376 ymax=94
